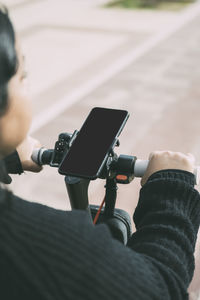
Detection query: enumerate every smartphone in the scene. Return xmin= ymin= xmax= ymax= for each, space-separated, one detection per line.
xmin=58 ymin=107 xmax=129 ymax=179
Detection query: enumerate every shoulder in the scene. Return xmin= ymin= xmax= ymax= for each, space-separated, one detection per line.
xmin=1 ymin=188 xmax=91 ymax=218
xmin=0 ymin=189 xmax=116 ymax=266
xmin=0 ymin=188 xmax=98 ymax=238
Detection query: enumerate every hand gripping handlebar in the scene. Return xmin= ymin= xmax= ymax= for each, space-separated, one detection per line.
xmin=32 ymin=149 xmax=200 ymax=185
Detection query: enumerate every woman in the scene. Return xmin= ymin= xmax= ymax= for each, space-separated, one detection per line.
xmin=0 ymin=6 xmax=200 ymax=300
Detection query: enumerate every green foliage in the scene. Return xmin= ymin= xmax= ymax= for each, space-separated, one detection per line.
xmin=106 ymin=0 xmax=195 ymax=9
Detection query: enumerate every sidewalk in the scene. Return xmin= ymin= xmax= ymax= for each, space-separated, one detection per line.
xmin=7 ymin=0 xmax=194 ymax=205
xmin=8 ymin=0 xmax=180 ymax=118
xmin=8 ymin=0 xmax=200 ymax=210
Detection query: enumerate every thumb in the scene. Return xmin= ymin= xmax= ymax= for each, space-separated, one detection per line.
xmin=23 ymin=160 xmax=43 ymax=173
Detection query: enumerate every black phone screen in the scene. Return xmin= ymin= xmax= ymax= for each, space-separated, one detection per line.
xmin=58 ymin=107 xmax=129 ymax=179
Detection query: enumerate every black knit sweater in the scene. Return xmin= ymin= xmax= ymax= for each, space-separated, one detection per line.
xmin=0 ymin=161 xmax=199 ymax=299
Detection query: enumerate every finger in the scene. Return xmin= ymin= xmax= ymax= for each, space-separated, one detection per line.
xmin=29 ymin=136 xmax=42 ymax=149
xmin=33 ymin=141 xmax=42 ymax=149
xmin=148 ymin=150 xmax=163 ymax=160
xmin=31 ymin=161 xmax=43 ymax=172
xmin=148 ymin=152 xmax=154 ymax=160
xmin=23 ymin=160 xmax=43 ymax=173
xmin=33 ymin=164 xmax=43 ymax=172
xmin=187 ymin=153 xmax=195 ymax=162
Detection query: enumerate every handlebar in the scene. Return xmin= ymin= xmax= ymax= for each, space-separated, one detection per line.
xmin=32 ymin=148 xmax=200 ymax=185
xmin=32 ymin=148 xmax=53 ymax=165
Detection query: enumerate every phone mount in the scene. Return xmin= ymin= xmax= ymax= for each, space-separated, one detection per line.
xmin=45 ymin=131 xmax=136 ymax=209
xmin=33 ymin=131 xmax=137 ymax=243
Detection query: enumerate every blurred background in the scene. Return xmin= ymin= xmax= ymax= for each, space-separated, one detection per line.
xmin=6 ymin=0 xmax=200 ymax=298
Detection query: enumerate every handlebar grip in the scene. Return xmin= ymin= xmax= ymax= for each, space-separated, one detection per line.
xmin=134 ymin=159 xmax=149 ymax=178
xmin=134 ymin=159 xmax=200 ymax=185
xmin=31 ymin=148 xmax=53 ymax=165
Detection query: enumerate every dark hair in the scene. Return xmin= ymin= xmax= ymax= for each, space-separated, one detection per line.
xmin=0 ymin=6 xmax=16 ymax=200
xmin=0 ymin=5 xmax=18 ymax=116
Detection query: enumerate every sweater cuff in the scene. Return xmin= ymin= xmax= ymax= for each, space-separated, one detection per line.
xmin=147 ymin=169 xmax=195 ymax=187
xmin=3 ymin=150 xmax=23 ymax=175
xmin=134 ymin=170 xmax=200 ymax=233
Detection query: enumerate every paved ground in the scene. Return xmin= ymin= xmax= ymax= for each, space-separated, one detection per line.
xmin=5 ymin=0 xmax=200 ymax=298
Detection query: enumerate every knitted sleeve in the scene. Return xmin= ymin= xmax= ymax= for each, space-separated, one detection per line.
xmin=0 ymin=150 xmax=23 ymax=184
xmin=128 ymin=169 xmax=200 ymax=299
xmin=3 ymin=150 xmax=23 ymax=175
xmin=0 ymin=170 xmax=199 ymax=300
